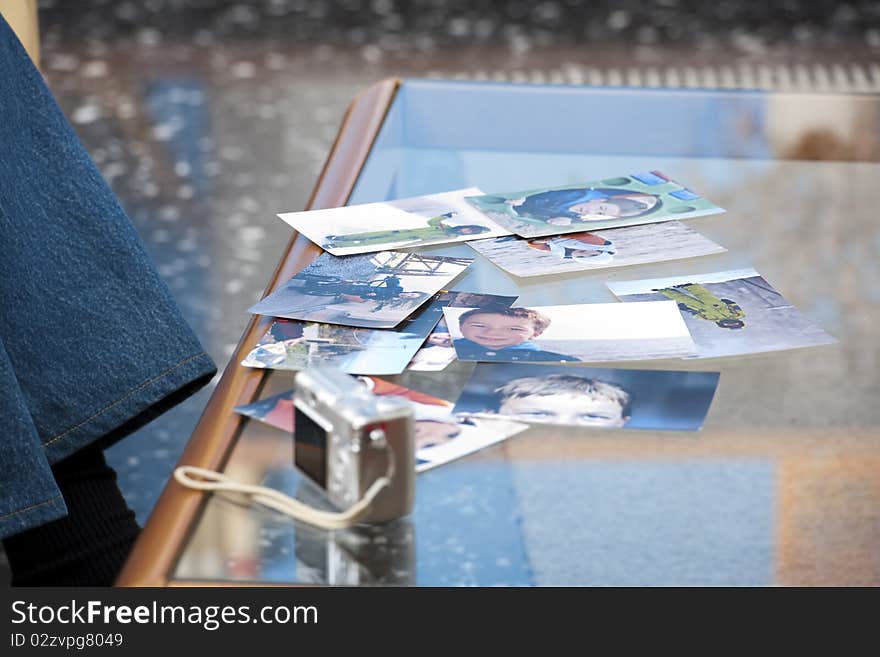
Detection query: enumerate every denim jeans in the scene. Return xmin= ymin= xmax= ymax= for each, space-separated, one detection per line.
xmin=0 ymin=16 xmax=217 ymax=539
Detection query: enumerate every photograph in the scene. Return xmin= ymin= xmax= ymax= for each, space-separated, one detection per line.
xmin=276 ymin=187 xmax=512 ymax=256
xmin=234 ymin=389 xmax=296 ymax=432
xmin=407 ymin=291 xmax=519 ymax=371
xmin=234 ymin=378 xmax=527 ymax=472
xmin=453 ymin=363 xmax=721 ymax=431
xmin=248 ymin=251 xmax=472 ymax=328
xmin=241 ymin=291 xmax=446 ymax=375
xmin=468 ymin=221 xmax=726 ymax=278
xmin=607 ymin=268 xmax=837 ymax=359
xmin=465 ymin=170 xmax=724 ymax=238
xmin=359 ymin=377 xmax=528 ymax=472
xmin=413 ymin=415 xmax=529 ymax=472
xmin=405 ymin=317 xmax=456 ymax=371
xmin=443 ymin=300 xmax=697 ymax=363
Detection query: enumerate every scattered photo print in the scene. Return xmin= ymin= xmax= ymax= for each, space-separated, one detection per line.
xmin=453 ymin=363 xmax=720 ymax=431
xmin=360 ymin=377 xmax=527 ymax=472
xmin=406 ymin=317 xmax=455 ymax=371
xmin=241 ymin=292 xmax=446 ymax=375
xmin=407 ymin=291 xmax=519 ymax=371
xmin=234 ymin=379 xmax=527 ymax=472
xmin=607 ymin=268 xmax=837 ymax=359
xmin=276 ymin=188 xmax=512 ymax=256
xmin=235 ymin=389 xmax=296 ymax=432
xmin=466 ymin=170 xmax=724 ymax=238
xmin=443 ymin=300 xmax=697 ymax=363
xmin=413 ymin=416 xmax=528 ymax=472
xmin=248 ymin=251 xmax=472 ymax=328
xmin=468 ymin=221 xmax=726 ymax=278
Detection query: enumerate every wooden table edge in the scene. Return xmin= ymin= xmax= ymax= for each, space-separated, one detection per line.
xmin=115 ymin=77 xmax=402 ymax=587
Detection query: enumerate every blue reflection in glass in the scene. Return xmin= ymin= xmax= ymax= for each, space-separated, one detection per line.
xmin=350 ymin=79 xmax=772 ymax=204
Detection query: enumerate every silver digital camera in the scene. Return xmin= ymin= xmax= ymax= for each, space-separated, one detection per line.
xmin=293 ymin=367 xmax=415 ymax=523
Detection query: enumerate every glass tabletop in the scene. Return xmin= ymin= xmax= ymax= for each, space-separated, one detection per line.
xmin=173 ymin=80 xmax=880 ymax=586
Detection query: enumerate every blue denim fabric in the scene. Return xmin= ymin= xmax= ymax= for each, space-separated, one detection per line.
xmin=0 ymin=16 xmax=217 ymax=539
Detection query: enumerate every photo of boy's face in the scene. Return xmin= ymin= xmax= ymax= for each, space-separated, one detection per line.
xmin=498 ymin=392 xmax=627 ymax=427
xmin=426 ymin=332 xmax=452 ymax=347
xmin=460 ymin=312 xmax=541 ymax=348
xmin=415 ymin=420 xmax=462 ymax=449
xmin=454 ymin=367 xmax=719 ymax=432
xmin=568 ymin=198 xmax=623 ymax=218
xmin=569 ymin=249 xmax=608 ymax=260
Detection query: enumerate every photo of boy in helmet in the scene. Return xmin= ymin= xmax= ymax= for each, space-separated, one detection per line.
xmin=466 ymin=170 xmax=723 ymax=238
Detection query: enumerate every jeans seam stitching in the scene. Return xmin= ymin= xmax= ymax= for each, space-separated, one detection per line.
xmin=42 ymin=352 xmax=210 ymax=448
xmin=0 ymin=495 xmax=64 ymax=521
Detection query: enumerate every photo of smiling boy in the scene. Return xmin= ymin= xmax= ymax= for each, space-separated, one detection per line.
xmin=454 ymin=306 xmax=581 ymax=362
xmin=446 ymin=300 xmax=697 ymax=363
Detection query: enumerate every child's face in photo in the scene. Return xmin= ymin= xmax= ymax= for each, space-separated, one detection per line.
xmin=569 ymin=198 xmax=622 ymax=218
xmin=460 ymin=313 xmax=540 ymax=349
xmin=427 ymin=332 xmax=452 ymax=347
xmin=498 ymin=392 xmax=627 ymax=427
xmin=415 ymin=420 xmax=461 ymax=449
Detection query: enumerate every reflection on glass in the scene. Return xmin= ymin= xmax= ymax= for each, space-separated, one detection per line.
xmin=174 ymin=455 xmax=416 ymax=585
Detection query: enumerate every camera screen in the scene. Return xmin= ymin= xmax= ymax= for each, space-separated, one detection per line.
xmin=294 ymin=404 xmax=327 ymax=489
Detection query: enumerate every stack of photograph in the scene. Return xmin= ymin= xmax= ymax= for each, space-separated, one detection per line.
xmin=239 ymin=170 xmax=836 ymax=472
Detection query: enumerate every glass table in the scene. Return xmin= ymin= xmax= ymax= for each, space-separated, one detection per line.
xmin=118 ymin=79 xmax=880 ymax=586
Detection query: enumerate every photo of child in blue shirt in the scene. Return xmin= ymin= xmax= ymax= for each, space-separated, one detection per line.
xmin=453 ymin=306 xmax=581 ymax=362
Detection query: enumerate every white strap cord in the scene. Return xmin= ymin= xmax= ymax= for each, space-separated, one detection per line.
xmin=174 ymin=458 xmax=392 ymax=531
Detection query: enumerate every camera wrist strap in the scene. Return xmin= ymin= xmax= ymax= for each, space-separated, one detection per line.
xmin=173 ymin=460 xmax=393 ymax=531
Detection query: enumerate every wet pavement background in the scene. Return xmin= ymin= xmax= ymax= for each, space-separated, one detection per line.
xmin=1 ymin=0 xmax=878 ymax=583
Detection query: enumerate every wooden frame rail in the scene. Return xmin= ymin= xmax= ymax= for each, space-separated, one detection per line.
xmin=116 ymin=78 xmax=401 ymax=586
